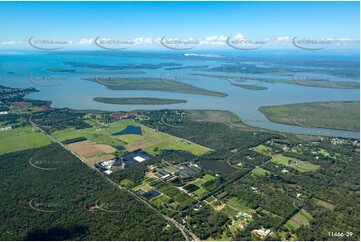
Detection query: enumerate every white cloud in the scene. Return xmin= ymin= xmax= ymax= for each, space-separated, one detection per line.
xmin=199 ymin=35 xmax=227 ymax=45
xmin=78 ymin=38 xmax=94 ymax=45
xmin=134 ymin=37 xmax=152 ymax=45
xmin=0 ymin=41 xmax=17 ymax=45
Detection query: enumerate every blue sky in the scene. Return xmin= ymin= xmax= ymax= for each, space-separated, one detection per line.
xmin=0 ymin=1 xmax=359 ymax=50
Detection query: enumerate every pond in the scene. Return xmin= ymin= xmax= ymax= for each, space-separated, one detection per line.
xmin=112 ymin=125 xmax=143 ymax=136
xmin=199 ymin=159 xmax=237 ymax=174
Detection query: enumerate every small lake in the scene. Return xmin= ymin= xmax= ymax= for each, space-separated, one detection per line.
xmin=199 ymin=159 xmax=237 ymax=174
xmin=112 ymin=125 xmax=143 ymax=136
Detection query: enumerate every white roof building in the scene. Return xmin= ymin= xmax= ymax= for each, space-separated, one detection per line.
xmin=134 ymin=156 xmax=146 ymax=162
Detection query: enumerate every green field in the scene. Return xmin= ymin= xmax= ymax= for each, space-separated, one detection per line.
xmin=252 ymin=167 xmax=271 ymax=176
xmin=93 ymin=97 xmax=187 ymax=105
xmin=271 ymin=154 xmax=320 ymax=172
xmin=259 ymin=101 xmax=360 ymax=131
xmin=255 ymin=144 xmax=274 ymax=156
xmin=187 ymin=174 xmax=216 ymax=197
xmin=51 ymin=120 xmax=210 ymax=156
xmin=0 ymin=126 xmax=51 ymax=155
xmin=120 ymin=179 xmax=134 ymax=187
xmin=227 ymin=197 xmax=255 ymax=214
xmin=286 ymin=209 xmax=313 ymax=232
xmin=312 ymin=198 xmax=335 ymax=210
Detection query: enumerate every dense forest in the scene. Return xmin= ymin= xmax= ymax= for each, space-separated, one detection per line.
xmin=0 ymin=144 xmax=184 ymax=241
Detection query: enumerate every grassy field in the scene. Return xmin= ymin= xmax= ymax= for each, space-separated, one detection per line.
xmin=255 ymin=144 xmax=274 ymax=156
xmin=187 ymin=174 xmax=216 ymax=197
xmin=227 ymin=197 xmax=255 ymax=214
xmin=286 ymin=209 xmax=313 ymax=232
xmin=93 ymin=97 xmax=187 ymax=105
xmin=0 ymin=126 xmax=51 ymax=155
xmin=312 ymin=198 xmax=335 ymax=210
xmin=259 ymin=101 xmax=360 ymax=131
xmin=51 ymin=120 xmax=210 ymax=156
xmin=252 ymin=167 xmax=271 ymax=176
xmin=271 ymin=154 xmax=320 ymax=172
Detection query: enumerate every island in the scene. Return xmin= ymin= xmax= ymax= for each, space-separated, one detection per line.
xmin=85 ymin=77 xmax=227 ymax=97
xmin=259 ymin=101 xmax=360 ymax=131
xmin=93 ymin=97 xmax=187 ymax=105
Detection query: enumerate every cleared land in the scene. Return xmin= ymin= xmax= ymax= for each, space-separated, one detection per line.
xmin=252 ymin=167 xmax=271 ymax=176
xmin=285 ymin=210 xmax=313 ymax=232
xmin=312 ymin=198 xmax=335 ymax=210
xmin=270 ymin=154 xmax=320 ymax=172
xmin=259 ymin=101 xmax=360 ymax=131
xmin=0 ymin=126 xmax=51 ymax=155
xmin=93 ymin=97 xmax=187 ymax=105
xmin=67 ymin=140 xmax=116 ymax=164
xmin=51 ymin=120 xmax=210 ymax=157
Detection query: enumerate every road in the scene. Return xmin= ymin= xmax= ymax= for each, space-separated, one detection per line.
xmin=29 ymin=115 xmax=191 ymax=241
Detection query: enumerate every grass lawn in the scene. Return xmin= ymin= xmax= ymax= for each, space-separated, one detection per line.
xmin=120 ymin=179 xmax=134 ymax=187
xmin=131 ymin=180 xmax=151 ymax=191
xmin=192 ymin=178 xmax=206 ymax=187
xmin=252 ymin=167 xmax=271 ymax=177
xmin=255 ymin=144 xmax=274 ymax=156
xmin=52 ymin=120 xmax=211 ymax=156
xmin=221 ymin=205 xmax=238 ymax=218
xmin=203 ymin=174 xmax=216 ymax=182
xmin=312 ymin=198 xmax=335 ymax=210
xmin=194 ymin=187 xmax=208 ymax=197
xmin=0 ymin=126 xmax=51 ymax=155
xmin=286 ymin=209 xmax=313 ymax=232
xmin=174 ymin=192 xmax=195 ymax=206
xmin=271 ymin=154 xmax=320 ymax=172
xmin=150 ymin=195 xmax=171 ymax=209
xmin=227 ymin=197 xmax=255 ymax=214
xmin=285 ymin=219 xmax=301 ymax=232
